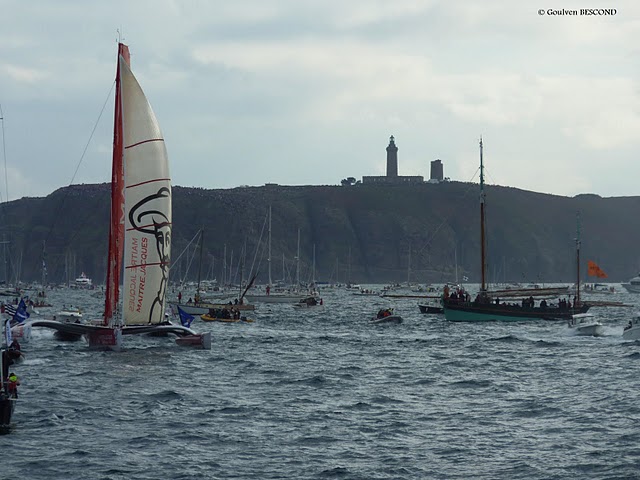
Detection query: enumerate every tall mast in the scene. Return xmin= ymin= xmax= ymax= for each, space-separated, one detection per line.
xmin=296 ymin=227 xmax=301 ymax=288
xmin=454 ymin=246 xmax=458 ymax=283
xmin=223 ymin=244 xmax=227 ymax=286
xmin=239 ymin=239 xmax=246 ymax=300
xmin=575 ymin=212 xmax=581 ymax=306
xmin=196 ymin=228 xmax=203 ymax=301
xmin=268 ymin=206 xmax=272 ymax=286
xmin=312 ymin=243 xmax=316 ymax=286
xmin=0 ymin=104 xmax=8 ymax=206
xmin=41 ymin=240 xmax=47 ymax=296
xmin=0 ymin=105 xmax=10 ymax=286
xmin=479 ymin=137 xmax=487 ymax=293
xmin=104 ymin=42 xmax=130 ymax=326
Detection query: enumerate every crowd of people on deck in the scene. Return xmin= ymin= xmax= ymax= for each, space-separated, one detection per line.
xmin=443 ymin=284 xmax=471 ymax=303
xmin=443 ymin=282 xmax=579 ymax=310
xmin=206 ymin=307 xmax=241 ymax=320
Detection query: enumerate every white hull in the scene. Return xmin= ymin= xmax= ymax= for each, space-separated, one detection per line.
xmin=370 ymin=315 xmax=403 ymax=324
xmin=568 ymin=313 xmax=604 ymax=337
xmin=572 ymin=324 xmax=605 ymax=337
xmin=623 ymin=325 xmax=640 ymax=340
xmin=622 ymin=283 xmax=640 ymax=293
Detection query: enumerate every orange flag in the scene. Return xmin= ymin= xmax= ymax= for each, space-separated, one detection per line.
xmin=587 ymin=260 xmax=608 ymax=278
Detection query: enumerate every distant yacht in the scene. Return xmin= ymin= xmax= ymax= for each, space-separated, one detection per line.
xmin=621 ymin=274 xmax=640 ymax=293
xmin=73 ymin=272 xmax=93 ymax=289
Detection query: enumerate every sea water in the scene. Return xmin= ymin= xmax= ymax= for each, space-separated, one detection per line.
xmin=1 ymin=286 xmax=639 ymax=479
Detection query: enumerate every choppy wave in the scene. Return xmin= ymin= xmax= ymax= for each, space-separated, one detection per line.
xmin=2 ymin=286 xmax=640 ymax=479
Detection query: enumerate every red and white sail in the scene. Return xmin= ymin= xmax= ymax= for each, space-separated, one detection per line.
xmin=103 ymin=44 xmax=129 ymax=326
xmin=102 ymin=43 xmax=171 ymax=329
xmin=117 ymin=46 xmax=172 ymax=326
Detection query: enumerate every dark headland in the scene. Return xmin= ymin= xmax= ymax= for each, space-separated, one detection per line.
xmin=2 ymin=181 xmax=638 ymax=285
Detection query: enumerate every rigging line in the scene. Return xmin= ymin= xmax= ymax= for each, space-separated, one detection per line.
xmin=179 ymin=241 xmax=200 ymax=286
xmin=173 ymin=230 xmax=202 ymax=285
xmin=44 ymin=80 xmax=116 ymax=247
xmin=0 ymin=105 xmax=10 ymax=285
xmin=248 ymin=209 xmax=269 ymax=281
xmin=0 ymin=104 xmax=7 ymax=204
xmin=172 ymin=230 xmax=201 ymax=266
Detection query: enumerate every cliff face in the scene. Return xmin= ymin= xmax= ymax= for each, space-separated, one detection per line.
xmin=2 ymin=183 xmax=639 ymax=285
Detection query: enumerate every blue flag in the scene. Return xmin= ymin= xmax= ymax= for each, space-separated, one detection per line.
xmin=177 ymin=306 xmax=194 ymax=328
xmin=13 ymin=298 xmax=30 ymax=324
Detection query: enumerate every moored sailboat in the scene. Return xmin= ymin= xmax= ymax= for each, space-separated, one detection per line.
xmin=168 ymin=229 xmax=256 ymax=315
xmin=30 ymin=42 xmax=210 ymax=349
xmin=443 ymin=139 xmax=589 ymax=322
xmin=244 ymin=206 xmax=317 ymax=304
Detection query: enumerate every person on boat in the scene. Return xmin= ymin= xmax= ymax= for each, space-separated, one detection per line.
xmin=626 ymin=320 xmax=633 ymax=331
xmin=178 ymin=291 xmax=182 ymax=304
xmin=540 ymin=299 xmax=547 ymax=309
xmin=187 ymin=297 xmax=193 ymax=304
xmin=9 ymin=338 xmax=21 ymax=353
xmin=266 ymin=285 xmax=271 ymax=295
xmin=7 ymin=372 xmax=19 ymax=398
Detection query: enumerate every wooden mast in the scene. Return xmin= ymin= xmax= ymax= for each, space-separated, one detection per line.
xmin=575 ymin=213 xmax=581 ymax=306
xmin=479 ymin=137 xmax=487 ymax=294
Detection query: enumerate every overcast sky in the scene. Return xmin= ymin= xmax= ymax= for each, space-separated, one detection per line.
xmin=0 ymin=0 xmax=637 ymax=201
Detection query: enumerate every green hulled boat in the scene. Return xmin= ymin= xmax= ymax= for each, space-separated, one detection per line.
xmin=442 ymin=138 xmax=588 ymax=322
